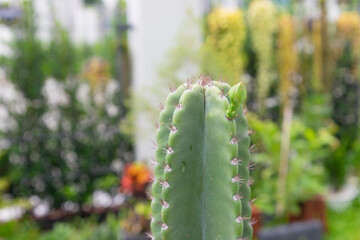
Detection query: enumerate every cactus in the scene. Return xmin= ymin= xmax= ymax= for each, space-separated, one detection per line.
xmin=149 ymin=76 xmax=253 ymax=240
xmin=248 ymin=0 xmax=277 ymax=114
xmin=204 ymin=7 xmax=247 ymax=86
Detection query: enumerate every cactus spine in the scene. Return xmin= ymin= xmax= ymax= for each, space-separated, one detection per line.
xmin=150 ymin=76 xmax=252 ymax=240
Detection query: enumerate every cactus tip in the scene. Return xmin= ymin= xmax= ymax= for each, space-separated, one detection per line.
xmin=198 ymin=75 xmax=212 ymax=87
xmin=230 ymin=82 xmax=247 ymax=104
xmin=226 ymin=82 xmax=247 ymax=120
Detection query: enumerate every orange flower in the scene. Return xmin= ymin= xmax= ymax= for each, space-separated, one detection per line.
xmin=120 ymin=163 xmax=152 ymax=196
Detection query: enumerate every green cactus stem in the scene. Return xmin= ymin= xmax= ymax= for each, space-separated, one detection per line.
xmin=150 ymin=76 xmax=252 ymax=240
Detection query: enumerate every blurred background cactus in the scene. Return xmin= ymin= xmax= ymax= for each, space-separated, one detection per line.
xmin=248 ymin=0 xmax=277 ymax=115
xmin=203 ymin=7 xmax=247 ymax=86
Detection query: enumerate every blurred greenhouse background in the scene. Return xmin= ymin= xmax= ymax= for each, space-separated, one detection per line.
xmin=0 ymin=0 xmax=360 ymax=239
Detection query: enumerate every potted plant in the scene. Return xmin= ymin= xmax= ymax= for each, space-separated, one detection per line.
xmin=248 ymin=111 xmax=337 ymax=231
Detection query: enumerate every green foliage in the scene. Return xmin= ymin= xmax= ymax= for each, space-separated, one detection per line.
xmin=0 ymin=78 xmax=132 ymax=208
xmin=0 ymin=219 xmax=40 ymax=240
xmin=0 ymin=1 xmax=46 ymax=100
xmin=39 ymin=215 xmax=123 ymax=240
xmin=0 ymin=1 xmax=80 ymax=99
xmin=327 ymin=41 xmax=359 ymax=189
xmin=326 ymin=197 xmax=360 ymax=240
xmin=44 ymin=21 xmax=77 ymax=81
xmin=0 ymin=177 xmax=30 ymax=209
xmin=248 ymin=113 xmax=337 ymax=215
xmin=150 ymin=78 xmax=252 ymax=239
xmin=0 ymin=215 xmax=124 ymax=240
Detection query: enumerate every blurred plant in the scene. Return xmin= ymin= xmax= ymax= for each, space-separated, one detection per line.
xmin=0 ymin=219 xmax=40 ymax=240
xmin=120 ymin=201 xmax=151 ymax=235
xmin=203 ymin=7 xmax=246 ymax=85
xmin=277 ymin=14 xmax=298 ymax=109
xmin=39 ymin=214 xmax=123 ymax=240
xmin=0 ymin=77 xmax=132 ymax=208
xmin=45 ymin=20 xmax=77 ymax=81
xmin=0 ymin=1 xmax=87 ymax=99
xmin=326 ymin=197 xmax=360 ymax=239
xmin=336 ymin=12 xmax=360 ymax=74
xmin=248 ymin=0 xmax=277 ymax=114
xmin=311 ymin=20 xmax=323 ymax=92
xmin=300 ymin=92 xmax=351 ymax=191
xmin=0 ymin=214 xmax=124 ymax=240
xmin=249 ymin=112 xmax=337 ymax=215
xmin=337 ymin=12 xmax=360 ymax=40
xmin=324 ymin=11 xmax=360 ymax=190
xmin=0 ymin=177 xmax=30 ymax=209
xmin=275 ymin=13 xmax=299 ymax=216
xmin=82 ymin=57 xmax=111 ymax=90
xmin=119 ymin=163 xmax=152 ymax=198
xmin=0 ymin=1 xmax=46 ymax=99
xmin=330 ymin=64 xmax=358 ymax=189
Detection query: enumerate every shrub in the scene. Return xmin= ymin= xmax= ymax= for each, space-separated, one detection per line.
xmin=0 ymin=77 xmax=132 ymax=208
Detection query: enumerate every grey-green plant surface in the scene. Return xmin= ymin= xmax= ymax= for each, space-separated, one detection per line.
xmin=150 ymin=76 xmax=253 ymax=240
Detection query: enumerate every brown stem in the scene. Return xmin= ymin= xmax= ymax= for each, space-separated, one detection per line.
xmin=275 ymin=100 xmax=293 ymax=217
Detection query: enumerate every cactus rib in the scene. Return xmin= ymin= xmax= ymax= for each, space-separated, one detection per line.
xmin=214 ymin=81 xmax=253 ymax=240
xmin=150 ymin=84 xmax=186 ymax=239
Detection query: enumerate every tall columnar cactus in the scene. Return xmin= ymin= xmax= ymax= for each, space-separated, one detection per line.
xmin=149 ymin=76 xmax=253 ymax=240
xmin=311 ymin=20 xmax=323 ymax=92
xmin=204 ymin=7 xmax=247 ymax=86
xmin=248 ymin=0 xmax=277 ymax=114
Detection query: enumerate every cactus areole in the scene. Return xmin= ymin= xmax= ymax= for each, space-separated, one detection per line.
xmin=150 ymin=76 xmax=253 ymax=240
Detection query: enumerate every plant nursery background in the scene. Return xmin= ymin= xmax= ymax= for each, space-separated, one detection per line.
xmin=0 ymin=0 xmax=360 ymax=239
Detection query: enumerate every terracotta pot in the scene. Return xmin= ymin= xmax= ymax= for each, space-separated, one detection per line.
xmin=252 ymin=205 xmax=263 ymax=237
xmin=288 ymin=195 xmax=327 ymax=232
